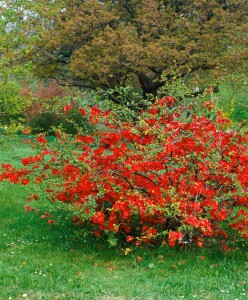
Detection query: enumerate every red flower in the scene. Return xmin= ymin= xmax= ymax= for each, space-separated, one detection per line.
xmin=25 ymin=205 xmax=33 ymax=212
xmin=21 ymin=178 xmax=29 ymax=185
xmin=33 ymin=194 xmax=39 ymax=201
xmin=1 ymin=164 xmax=12 ymax=170
xmin=89 ymin=106 xmax=101 ymax=124
xmin=36 ymin=134 xmax=47 ymax=144
xmin=158 ymin=96 xmax=175 ymax=107
xmin=92 ymin=230 xmax=101 ymax=237
xmin=76 ymin=135 xmax=95 ymax=143
xmin=185 ymin=215 xmax=200 ymax=227
xmin=222 ymin=244 xmax=231 ymax=252
xmin=91 ymin=212 xmax=105 ymax=229
xmin=79 ymin=107 xmax=86 ymax=116
xmin=64 ymin=103 xmax=73 ymax=112
xmin=204 ymin=86 xmax=215 ymax=94
xmin=100 ymin=133 xmax=121 ymax=147
xmin=203 ymin=101 xmax=214 ymax=111
xmin=168 ymin=231 xmax=184 ymax=247
xmin=52 ymin=169 xmax=60 ymax=175
xmin=22 ymin=155 xmax=42 ymax=166
xmin=126 ymin=235 xmax=134 ymax=242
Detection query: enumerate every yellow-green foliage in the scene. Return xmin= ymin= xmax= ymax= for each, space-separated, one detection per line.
xmin=218 ymin=84 xmax=248 ymax=124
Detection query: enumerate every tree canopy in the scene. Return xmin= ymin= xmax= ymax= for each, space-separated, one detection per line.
xmin=1 ymin=0 xmax=248 ymax=96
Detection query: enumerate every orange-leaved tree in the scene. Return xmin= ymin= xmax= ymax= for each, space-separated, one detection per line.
xmin=22 ymin=0 xmax=248 ymax=97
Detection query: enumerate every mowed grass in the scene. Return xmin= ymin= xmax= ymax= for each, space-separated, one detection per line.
xmin=217 ymin=83 xmax=248 ymax=123
xmin=0 ymin=137 xmax=247 ymax=300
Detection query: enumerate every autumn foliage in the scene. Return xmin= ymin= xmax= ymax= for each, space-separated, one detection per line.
xmin=0 ymin=95 xmax=247 ymax=248
xmin=19 ymin=80 xmax=68 ymax=131
xmin=26 ymin=0 xmax=248 ymax=96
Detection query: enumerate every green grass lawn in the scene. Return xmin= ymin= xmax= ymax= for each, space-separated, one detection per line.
xmin=0 ymin=137 xmax=247 ymax=300
xmin=216 ymin=83 xmax=248 ymax=123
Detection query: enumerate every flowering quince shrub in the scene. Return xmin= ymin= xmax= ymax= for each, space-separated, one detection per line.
xmin=0 ymin=95 xmax=247 ymax=249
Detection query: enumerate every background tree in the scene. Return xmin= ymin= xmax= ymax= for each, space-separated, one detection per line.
xmin=0 ymin=0 xmax=59 ymax=85
xmin=25 ymin=0 xmax=248 ymax=98
xmin=0 ymin=0 xmax=36 ymax=83
xmin=0 ymin=0 xmax=64 ymax=126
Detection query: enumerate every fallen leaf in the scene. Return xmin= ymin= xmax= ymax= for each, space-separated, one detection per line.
xmin=124 ymin=248 xmax=131 ymax=255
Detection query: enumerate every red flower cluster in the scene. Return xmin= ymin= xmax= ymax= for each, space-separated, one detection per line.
xmin=203 ymin=101 xmax=215 ymax=111
xmin=36 ymin=133 xmax=48 ymax=144
xmin=157 ymin=96 xmax=175 ymax=107
xmin=64 ymin=103 xmax=73 ymax=112
xmin=1 ymin=97 xmax=247 ymax=248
